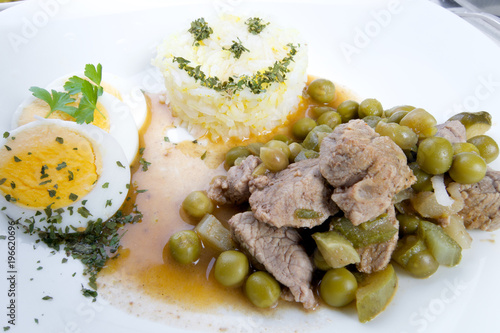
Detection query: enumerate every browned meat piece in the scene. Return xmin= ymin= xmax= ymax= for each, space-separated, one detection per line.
xmin=228 ymin=212 xmax=316 ymax=309
xmin=208 ymin=155 xmax=261 ymax=205
xmin=319 ymin=120 xmax=416 ymax=225
xmin=435 ymin=120 xmax=466 ymax=143
xmin=458 ymin=169 xmax=500 ymax=231
xmin=249 ymin=158 xmax=338 ymax=228
xmin=355 ymin=206 xmax=399 ymax=273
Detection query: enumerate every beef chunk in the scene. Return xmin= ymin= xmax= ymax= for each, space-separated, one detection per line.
xmin=356 ymin=206 xmax=399 ymax=273
xmin=228 ymin=212 xmax=316 ymax=309
xmin=208 ymin=155 xmax=261 ymax=205
xmin=435 ymin=120 xmax=467 ymax=143
xmin=319 ymin=120 xmax=416 ymax=225
xmin=249 ymin=158 xmax=338 ymax=228
xmin=458 ymin=169 xmax=500 ymax=231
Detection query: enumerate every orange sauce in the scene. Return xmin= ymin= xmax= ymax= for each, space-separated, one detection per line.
xmin=99 ymin=76 xmax=356 ymax=312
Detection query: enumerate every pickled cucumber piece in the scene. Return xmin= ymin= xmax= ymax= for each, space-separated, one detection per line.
xmin=313 ymin=248 xmax=332 ymax=271
xmin=448 ymin=111 xmax=492 ymax=139
xmin=417 ymin=220 xmax=461 ymax=266
xmin=392 ymin=235 xmax=427 ymax=267
xmin=356 ymin=264 xmax=398 ymax=323
xmin=330 ymin=215 xmax=398 ymax=248
xmin=195 ymin=214 xmax=236 ymax=252
xmin=312 ymin=230 xmax=360 ymax=268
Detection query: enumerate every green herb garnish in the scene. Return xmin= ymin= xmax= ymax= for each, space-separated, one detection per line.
xmin=245 ymin=17 xmax=269 ymax=35
xmin=29 ymin=64 xmax=104 ymax=125
xmin=139 ymin=158 xmax=151 ymax=172
xmin=56 ymin=162 xmax=67 ymax=171
xmin=188 ymin=18 xmax=213 ymax=46
xmin=42 ymin=296 xmax=53 ymax=301
xmin=172 ymin=43 xmax=299 ymax=95
xmin=223 ymin=38 xmax=249 ymax=59
xmin=69 ymin=193 xmax=78 ymax=202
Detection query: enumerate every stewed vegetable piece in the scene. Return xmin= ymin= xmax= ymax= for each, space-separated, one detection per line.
xmin=214 ymin=250 xmax=249 ymax=287
xmin=449 ymin=152 xmax=487 ymax=184
xmin=169 ymin=230 xmax=202 ymax=265
xmin=467 ymin=135 xmax=499 ymax=164
xmin=416 ymin=137 xmax=453 ymax=175
xmin=182 ymin=191 xmax=214 ymax=219
xmin=320 ymin=268 xmax=358 ymax=307
xmin=245 ymin=271 xmax=281 ymax=308
xmin=307 ymin=78 xmax=336 ymax=103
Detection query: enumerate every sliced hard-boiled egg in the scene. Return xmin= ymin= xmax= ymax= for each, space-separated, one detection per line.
xmin=43 ymin=71 xmax=149 ymax=130
xmin=0 ymin=118 xmax=130 ymax=230
xmin=11 ymin=69 xmax=148 ymax=165
xmin=101 ymin=72 xmax=149 ymax=131
xmin=12 ymin=87 xmax=139 ymax=165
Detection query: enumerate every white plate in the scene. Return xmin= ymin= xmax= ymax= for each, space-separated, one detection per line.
xmin=1 ymin=0 xmax=500 ymax=332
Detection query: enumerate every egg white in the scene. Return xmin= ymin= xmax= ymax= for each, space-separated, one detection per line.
xmin=11 ymin=72 xmax=146 ymax=165
xmin=0 ymin=119 xmax=131 ymax=231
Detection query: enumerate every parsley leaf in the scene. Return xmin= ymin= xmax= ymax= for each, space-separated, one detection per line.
xmin=30 ymin=64 xmax=105 ymax=125
xmin=29 ymin=87 xmax=77 ymax=117
xmin=84 ymin=63 xmax=103 ymax=88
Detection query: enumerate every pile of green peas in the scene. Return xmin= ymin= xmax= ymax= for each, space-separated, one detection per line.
xmin=225 ymin=77 xmax=499 ymax=187
xmin=168 ymin=190 xmax=282 ymax=308
xmin=169 ymin=77 xmax=500 ymax=310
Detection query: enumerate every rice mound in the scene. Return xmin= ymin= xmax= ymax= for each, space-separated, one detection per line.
xmin=153 ymin=14 xmax=308 ymax=141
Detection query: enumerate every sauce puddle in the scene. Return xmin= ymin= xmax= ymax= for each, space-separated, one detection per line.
xmin=98 ymin=78 xmax=356 ymax=331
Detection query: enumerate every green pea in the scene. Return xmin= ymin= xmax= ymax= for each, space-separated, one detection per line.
xmin=408 ymin=162 xmax=433 ymax=192
xmin=182 ymin=191 xmax=214 ymax=219
xmin=467 ymin=135 xmax=499 ymax=164
xmin=358 ymin=98 xmax=383 ymax=118
xmin=406 ymin=250 xmax=439 ymax=279
xmin=375 ymin=121 xmax=418 ymax=150
xmin=272 ymin=134 xmax=292 ymax=145
xmin=400 ymin=108 xmax=437 ymax=139
xmin=169 ymin=230 xmax=201 ymax=265
xmin=260 ymin=147 xmax=289 ymax=172
xmin=225 ymin=146 xmax=251 ymax=167
xmin=265 ymin=140 xmax=291 ymax=159
xmin=320 ymin=268 xmax=358 ymax=307
xmin=449 ymin=152 xmax=487 ymax=184
xmin=384 ymin=105 xmax=415 ymax=118
xmin=317 ymin=111 xmax=342 ymax=129
xmin=417 ymin=136 xmax=453 ymax=174
xmin=396 ymin=214 xmax=423 ymax=235
xmin=362 ymin=116 xmax=382 ymax=129
xmin=386 ymin=110 xmax=409 ymax=124
xmin=302 ymin=125 xmax=333 ymax=152
xmin=246 ymin=142 xmax=264 ymax=156
xmin=452 ymin=142 xmax=480 ymax=155
xmin=307 ymin=79 xmax=336 ymax=104
xmin=337 ymin=100 xmax=359 ymax=123
xmin=245 ymin=271 xmax=281 ymax=308
xmin=311 ymin=106 xmax=336 ymax=118
xmin=288 ymin=142 xmax=303 ymax=160
xmin=214 ymin=251 xmax=249 ymax=287
xmin=292 ymin=118 xmax=317 ymax=140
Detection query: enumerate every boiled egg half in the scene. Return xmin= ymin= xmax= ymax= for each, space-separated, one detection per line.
xmin=0 ymin=119 xmax=130 ymax=230
xmin=11 ymin=72 xmax=148 ymax=165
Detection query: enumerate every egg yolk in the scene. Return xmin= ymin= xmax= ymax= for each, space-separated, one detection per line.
xmin=18 ymin=98 xmax=110 ymax=132
xmin=0 ymin=124 xmax=101 ymax=209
